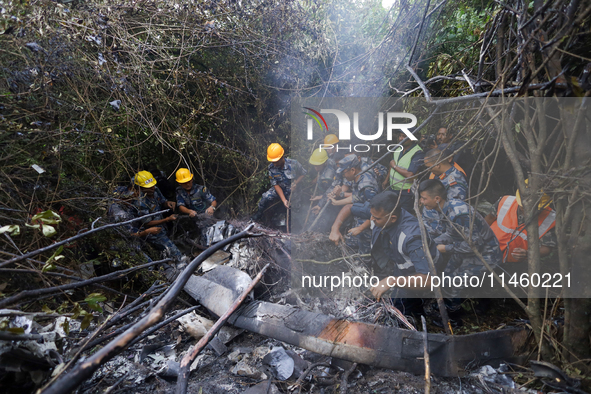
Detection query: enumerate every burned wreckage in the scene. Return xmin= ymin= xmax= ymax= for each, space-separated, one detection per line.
xmin=2 ymin=220 xmax=532 ymax=393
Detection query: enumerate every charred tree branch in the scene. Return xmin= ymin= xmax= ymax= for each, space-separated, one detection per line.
xmin=40 ymin=224 xmax=257 ymax=394
xmin=0 ymin=258 xmax=170 ymax=309
xmin=0 ymin=210 xmax=170 ymax=268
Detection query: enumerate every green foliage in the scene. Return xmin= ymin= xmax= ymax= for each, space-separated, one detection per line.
xmin=84 ymin=293 xmax=107 ymax=313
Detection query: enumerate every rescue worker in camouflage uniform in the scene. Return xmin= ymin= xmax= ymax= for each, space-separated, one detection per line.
xmin=308 ymin=148 xmax=342 ymax=233
xmin=107 ymin=186 xmax=160 ymax=265
xmin=175 ymin=168 xmax=217 ymax=217
xmin=328 ymin=154 xmax=379 ymax=254
xmin=132 ymin=170 xmax=183 ymax=261
xmin=419 ymin=179 xmax=501 ymax=296
xmin=252 ymin=143 xmax=307 ymax=221
xmin=369 ymin=191 xmax=441 ymax=311
xmin=309 ymin=148 xmax=337 ymax=198
xmin=328 ymin=154 xmax=386 ymax=202
xmin=436 ymin=127 xmax=475 ymax=178
xmin=108 ymin=186 xmax=159 ymax=238
xmin=424 ymin=148 xmax=469 ymax=201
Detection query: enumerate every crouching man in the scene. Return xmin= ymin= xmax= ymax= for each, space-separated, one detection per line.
xmin=329 ymin=154 xmax=379 ymax=254
xmin=252 ymin=143 xmax=306 ymax=221
xmin=419 ymin=179 xmax=501 ymax=312
xmin=132 ymin=170 xmax=183 ymax=262
xmin=175 ymin=168 xmax=217 ymax=217
xmin=369 ymin=191 xmax=441 ymax=314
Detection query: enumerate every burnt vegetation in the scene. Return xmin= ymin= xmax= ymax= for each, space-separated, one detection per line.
xmin=0 ymin=0 xmax=590 ymax=392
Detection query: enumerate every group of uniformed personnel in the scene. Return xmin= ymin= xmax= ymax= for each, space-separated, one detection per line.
xmin=108 ymin=168 xmax=217 ymax=270
xmin=109 ymin=130 xmax=556 ymax=317
xmin=253 ymin=132 xmax=556 ymax=317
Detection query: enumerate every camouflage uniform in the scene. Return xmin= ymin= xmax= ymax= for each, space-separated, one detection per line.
xmin=360 ymin=157 xmax=388 ymax=187
xmin=176 ymin=184 xmax=216 ymax=213
xmin=256 ymin=158 xmax=307 ymax=215
xmin=347 ymin=171 xmax=380 ymax=254
xmin=107 ymin=188 xmax=152 ymax=262
xmin=108 ymin=186 xmax=140 ymax=234
xmin=437 ymin=166 xmax=469 ymax=201
xmin=133 ymin=187 xmax=182 ymax=260
xmin=316 ymin=158 xmax=337 ymax=196
xmin=108 ymin=201 xmax=140 ymax=234
xmin=422 ymin=199 xmax=501 ymax=295
xmin=336 ymin=157 xmax=387 ymax=191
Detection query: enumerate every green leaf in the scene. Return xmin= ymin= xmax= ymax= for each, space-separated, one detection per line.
xmin=85 ymin=293 xmax=106 ymax=312
xmin=31 ymin=210 xmax=62 ymax=225
xmin=61 ymin=318 xmax=70 ymax=335
xmin=7 ymin=327 xmax=25 ymax=334
xmin=57 ymin=301 xmax=69 ymax=313
xmin=41 ymin=225 xmax=57 ymax=237
xmin=71 ymin=303 xmax=82 ymax=319
xmin=42 ymin=305 xmax=55 ymax=314
xmin=43 ymin=246 xmax=64 ymax=271
xmin=25 ymin=223 xmax=58 ymax=237
xmin=80 ymin=313 xmax=93 ymax=330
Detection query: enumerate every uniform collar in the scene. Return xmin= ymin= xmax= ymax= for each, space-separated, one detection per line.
xmin=271 ymin=158 xmax=289 ymax=170
xmin=439 ymin=165 xmax=454 ymax=179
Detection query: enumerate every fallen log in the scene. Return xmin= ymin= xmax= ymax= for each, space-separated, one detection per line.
xmin=184 ymin=266 xmax=529 ymax=377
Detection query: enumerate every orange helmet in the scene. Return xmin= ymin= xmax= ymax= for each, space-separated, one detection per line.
xmin=267 ymin=143 xmax=285 ymax=162
xmin=175 ymin=168 xmax=194 ymax=183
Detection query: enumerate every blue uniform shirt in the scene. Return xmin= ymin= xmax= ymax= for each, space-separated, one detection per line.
xmin=176 ymin=184 xmax=216 ymax=213
xmin=268 ymin=158 xmax=307 ymax=190
xmin=422 ymin=199 xmax=501 ymax=270
xmin=132 ymin=186 xmax=168 ymax=226
xmin=316 ymin=158 xmax=337 ymax=195
xmin=437 ymin=166 xmax=468 ymax=201
xmin=108 ymin=201 xmax=140 ymax=233
xmin=371 ymin=209 xmax=438 ymax=278
xmin=351 ymin=171 xmax=379 ymax=204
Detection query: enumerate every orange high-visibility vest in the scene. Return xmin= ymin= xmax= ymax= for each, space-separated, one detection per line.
xmin=428 ymin=162 xmax=467 ymax=179
xmin=490 ymin=195 xmax=556 ymax=263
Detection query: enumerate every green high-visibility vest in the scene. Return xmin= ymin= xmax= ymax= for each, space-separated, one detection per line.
xmin=389 ymin=144 xmax=422 ymax=190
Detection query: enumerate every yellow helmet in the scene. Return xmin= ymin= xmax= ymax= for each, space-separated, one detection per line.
xmin=134 ymin=170 xmax=157 ymax=188
xmin=175 ymin=168 xmax=194 ymax=183
xmin=516 ymin=179 xmax=552 ymax=209
xmin=324 ymin=134 xmax=339 ymax=145
xmin=309 ymin=148 xmax=328 ymax=165
xmin=267 ymin=143 xmax=284 ymax=162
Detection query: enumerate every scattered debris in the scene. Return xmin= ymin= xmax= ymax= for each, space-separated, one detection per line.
xmin=530 ymin=360 xmax=586 ymax=394
xmin=108 ymin=100 xmax=121 ymax=111
xmin=183 ymin=264 xmax=530 ymax=377
xmin=262 ymin=346 xmax=295 ymax=380
xmin=242 ymin=381 xmax=280 ymax=394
